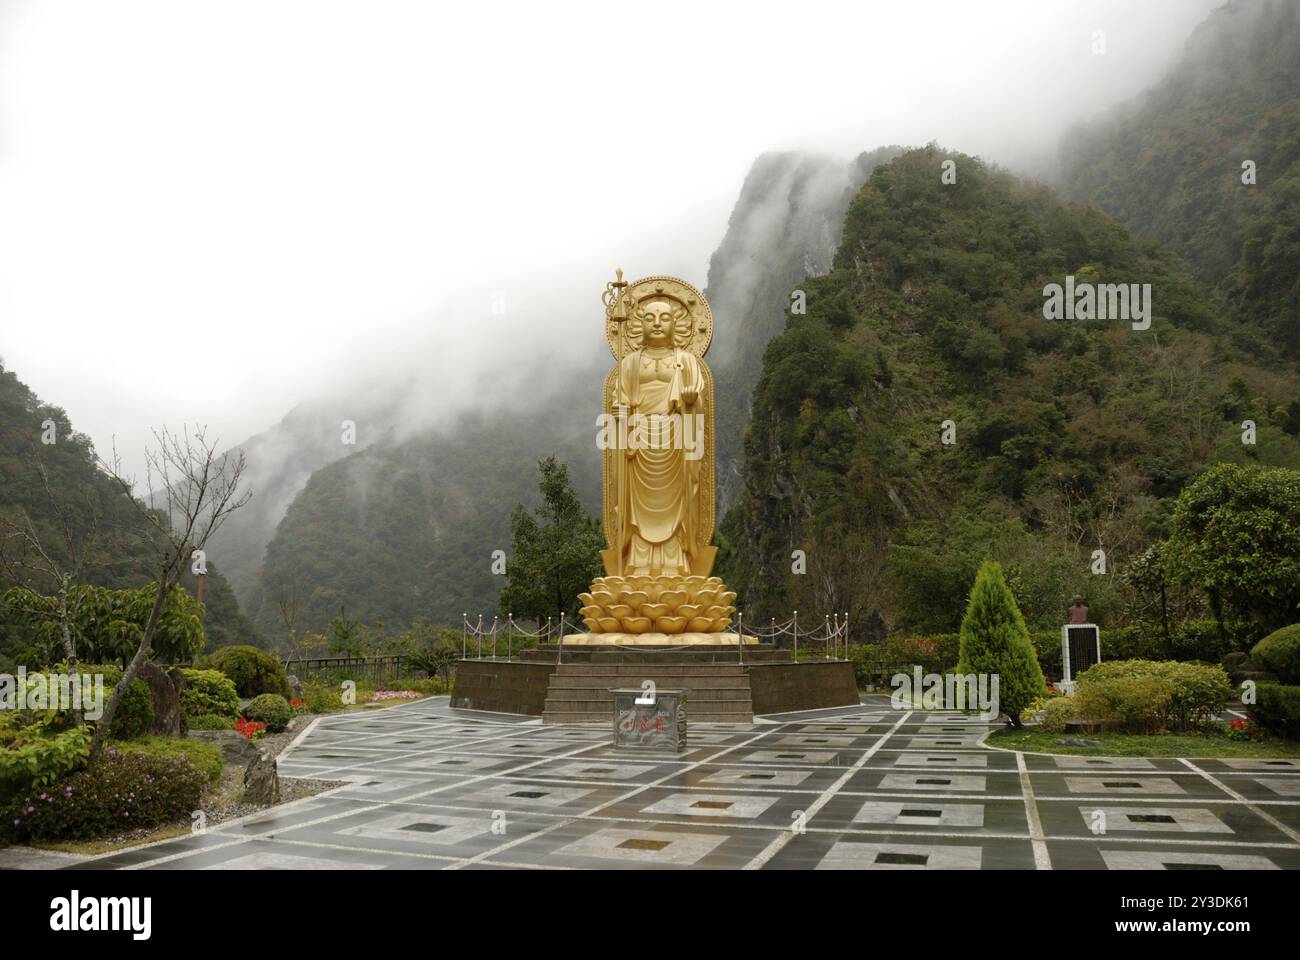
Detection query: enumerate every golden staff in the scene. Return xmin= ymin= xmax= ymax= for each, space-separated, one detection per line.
xmin=603 ymin=268 xmax=630 ymax=576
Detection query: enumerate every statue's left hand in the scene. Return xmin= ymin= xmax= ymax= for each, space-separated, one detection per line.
xmin=681 ymin=387 xmax=698 ymax=406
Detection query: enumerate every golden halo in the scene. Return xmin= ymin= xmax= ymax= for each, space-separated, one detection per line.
xmin=606 ymin=275 xmax=713 ymax=359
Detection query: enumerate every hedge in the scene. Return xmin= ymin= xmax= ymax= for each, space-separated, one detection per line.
xmin=201 ymin=645 xmax=291 ymax=698
xmin=1075 ymin=660 xmax=1232 ymax=732
xmin=118 ymin=736 xmax=223 ymax=785
xmin=1251 ymin=683 xmax=1300 ymax=740
xmin=2 ymin=747 xmax=208 ymax=842
xmin=179 ymin=668 xmax=240 ymax=721
xmin=243 ymin=693 xmax=291 ymax=733
xmin=1251 ymin=625 xmax=1300 ymax=685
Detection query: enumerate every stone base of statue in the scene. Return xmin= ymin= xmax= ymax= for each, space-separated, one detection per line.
xmin=452 ymin=639 xmax=859 ymax=724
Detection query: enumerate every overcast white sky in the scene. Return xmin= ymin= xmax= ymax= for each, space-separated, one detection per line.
xmin=0 ymin=0 xmax=1220 ymax=477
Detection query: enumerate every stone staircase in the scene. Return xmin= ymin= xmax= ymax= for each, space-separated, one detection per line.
xmin=532 ymin=646 xmax=781 ymax=724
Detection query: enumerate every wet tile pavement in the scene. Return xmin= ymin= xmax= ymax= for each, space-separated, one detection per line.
xmin=58 ymin=695 xmax=1300 ymax=870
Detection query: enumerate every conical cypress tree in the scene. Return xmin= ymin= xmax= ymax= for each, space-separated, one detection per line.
xmin=956 ymin=560 xmax=1045 ymax=727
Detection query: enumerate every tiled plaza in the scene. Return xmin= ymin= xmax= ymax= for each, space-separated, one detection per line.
xmin=69 ymin=696 xmax=1300 ymax=870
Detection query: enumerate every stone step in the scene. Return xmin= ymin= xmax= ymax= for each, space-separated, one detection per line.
xmin=549 ymin=666 xmax=752 ymax=675
xmin=548 ymin=673 xmax=751 ymax=688
xmin=541 ymin=713 xmax=752 ymax=725
xmin=548 ymin=686 xmax=754 ymax=697
xmin=543 ymin=698 xmax=753 ymax=716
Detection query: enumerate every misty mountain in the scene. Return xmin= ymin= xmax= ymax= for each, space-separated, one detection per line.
xmin=246 ymin=406 xmax=599 ymax=633
xmin=710 ymin=146 xmax=903 ymax=507
xmin=717 ymin=144 xmax=1300 ymax=637
xmin=1060 ymin=0 xmax=1300 ymax=354
xmin=204 ymin=391 xmax=404 ymax=603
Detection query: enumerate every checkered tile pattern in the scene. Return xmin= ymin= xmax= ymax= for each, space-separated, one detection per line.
xmin=67 ymin=696 xmax=1300 ymax=870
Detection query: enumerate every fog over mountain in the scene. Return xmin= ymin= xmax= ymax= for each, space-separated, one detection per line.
xmin=0 ymin=0 xmax=1243 ymax=636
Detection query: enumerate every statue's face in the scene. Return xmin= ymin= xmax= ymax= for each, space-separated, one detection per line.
xmin=642 ymin=300 xmax=674 ymax=346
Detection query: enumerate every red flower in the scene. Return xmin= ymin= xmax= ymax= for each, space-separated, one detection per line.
xmin=235 ymin=717 xmax=267 ymax=740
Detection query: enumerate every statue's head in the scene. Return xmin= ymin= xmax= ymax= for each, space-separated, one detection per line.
xmin=630 ymin=297 xmax=691 ymax=349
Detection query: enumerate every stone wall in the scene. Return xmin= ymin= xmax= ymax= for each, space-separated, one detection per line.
xmin=747 ymin=661 xmax=859 ymax=715
xmin=451 ymin=660 xmax=554 ymax=715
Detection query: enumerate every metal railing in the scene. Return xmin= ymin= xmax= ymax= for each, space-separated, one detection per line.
xmin=279 ymin=655 xmax=411 ymax=684
xmin=459 ymin=610 xmax=853 ymax=662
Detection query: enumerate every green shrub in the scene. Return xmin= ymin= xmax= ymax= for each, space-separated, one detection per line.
xmin=405 ymin=677 xmax=451 ymax=696
xmin=1077 ymin=659 xmax=1231 ymax=731
xmin=1251 ymin=683 xmax=1300 ymax=740
xmin=1030 ymin=630 xmax=1063 ymax=679
xmin=1222 ymin=651 xmax=1251 ymax=672
xmin=1252 ymin=624 xmax=1300 ymax=685
xmin=77 ymin=664 xmax=154 ymax=740
xmin=299 ymin=681 xmax=346 ymax=714
xmin=957 ymin=560 xmax=1045 ymax=726
xmin=1167 ymin=619 xmax=1265 ymax=662
xmin=185 ymin=713 xmax=236 ymax=731
xmin=0 ymin=723 xmax=90 ymax=798
xmin=408 ymin=641 xmax=460 ymax=679
xmin=179 ymin=668 xmax=240 ymax=721
xmin=201 ymin=645 xmax=291 ymax=698
xmin=850 ymin=634 xmax=960 ymax=687
xmin=2 ymin=748 xmax=207 ymax=842
xmin=243 ymin=693 xmax=291 ymax=732
xmin=1098 ymin=625 xmax=1162 ymax=661
xmin=1074 ymin=675 xmax=1173 ymax=734
xmin=1039 ymin=696 xmax=1077 ymax=733
xmin=32 ymin=663 xmax=154 ymax=741
xmin=118 ymin=736 xmax=223 ymax=785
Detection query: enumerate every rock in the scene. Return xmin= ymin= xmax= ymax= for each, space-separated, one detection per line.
xmin=1055 ymin=737 xmax=1104 ymax=747
xmin=188 ymin=729 xmax=258 ymax=764
xmin=286 ymin=674 xmax=303 ymax=699
xmin=243 ymin=749 xmax=280 ymax=806
xmin=137 ymin=660 xmax=184 ymax=736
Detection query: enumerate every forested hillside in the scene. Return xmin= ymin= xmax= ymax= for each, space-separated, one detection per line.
xmin=718 ymin=146 xmax=1300 ymax=636
xmin=0 ymin=361 xmax=260 ymax=663
xmin=246 ymin=407 xmax=601 ymax=633
xmin=1060 ymin=0 xmax=1299 ymax=354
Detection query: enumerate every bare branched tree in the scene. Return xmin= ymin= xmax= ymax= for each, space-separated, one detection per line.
xmin=92 ymin=425 xmax=250 ymax=758
xmin=276 ymin=584 xmax=305 ymax=667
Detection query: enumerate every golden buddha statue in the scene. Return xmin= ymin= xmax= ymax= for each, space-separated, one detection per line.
xmin=570 ymin=272 xmax=750 ymax=645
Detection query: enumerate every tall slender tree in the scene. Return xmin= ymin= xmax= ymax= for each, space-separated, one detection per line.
xmin=956 ymin=559 xmax=1045 ymax=727
xmin=498 ymin=456 xmax=603 ymax=627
